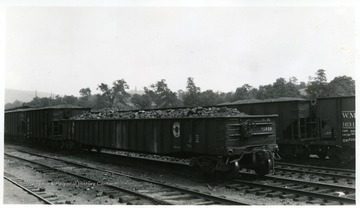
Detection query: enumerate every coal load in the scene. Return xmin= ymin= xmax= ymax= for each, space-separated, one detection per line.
xmin=71 ymin=107 xmax=247 ymax=120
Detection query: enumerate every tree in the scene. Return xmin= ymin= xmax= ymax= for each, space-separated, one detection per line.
xmin=328 ymin=76 xmax=355 ymax=96
xmin=315 ymin=69 xmax=327 ymax=83
xmin=97 ymin=79 xmax=130 ymax=107
xmin=306 ymin=69 xmax=329 ymax=98
xmin=144 ymin=79 xmax=180 ymax=108
xmin=186 ymin=77 xmax=200 ymax=94
xmin=284 ymin=81 xmax=301 ymax=97
xmin=130 ymin=94 xmax=152 ymax=109
xmin=183 ymin=77 xmax=202 ymax=106
xmin=79 ymin=88 xmax=91 ymax=100
xmin=272 ymin=78 xmax=288 ymax=97
xmin=256 ymin=78 xmax=300 ymax=99
xmin=289 ymin=76 xmax=298 ymax=84
xmin=232 ymin=84 xmax=255 ymax=101
xmin=5 ymin=100 xmax=23 ymax=110
xmin=199 ymin=90 xmax=221 ymax=106
xmin=62 ymin=95 xmax=78 ymax=105
xmin=256 ymin=84 xmax=273 ymax=99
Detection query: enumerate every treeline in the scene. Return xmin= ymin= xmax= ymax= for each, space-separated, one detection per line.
xmin=5 ymin=69 xmax=355 ymax=110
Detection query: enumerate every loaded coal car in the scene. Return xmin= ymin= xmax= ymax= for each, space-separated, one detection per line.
xmin=62 ymin=107 xmax=278 ymax=175
xmin=219 ymin=98 xmax=316 ymax=158
xmin=219 ymin=96 xmax=355 ymax=162
xmin=4 ymin=105 xmax=91 ymax=146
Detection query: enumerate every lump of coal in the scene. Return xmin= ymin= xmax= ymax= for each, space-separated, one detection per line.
xmin=71 ymin=106 xmax=246 ymax=120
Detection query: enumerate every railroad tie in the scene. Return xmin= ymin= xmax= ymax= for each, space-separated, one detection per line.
xmin=306 ymin=198 xmax=325 ymax=204
xmin=157 ymin=191 xmax=182 ymax=196
xmin=279 ymin=193 xmax=296 ymax=199
xmin=315 ymin=189 xmax=331 ymax=194
xmin=108 ymin=193 xmax=122 ymax=199
xmin=321 ymin=201 xmax=341 ymax=205
xmin=235 ymin=185 xmax=250 ymax=191
xmin=118 ymin=195 xmax=139 ymax=203
xmin=245 ymin=188 xmax=262 ymax=193
xmin=103 ymin=190 xmax=119 ymax=195
xmin=193 ymin=201 xmax=218 ymax=205
xmin=39 ymin=194 xmax=55 ymax=198
xmin=265 ymin=191 xmax=282 ymax=197
xmin=28 ymin=188 xmax=42 ymax=192
xmin=292 ymin=196 xmax=308 ymax=202
xmin=183 ymin=198 xmax=209 ymax=204
xmin=255 ymin=189 xmax=273 ymax=195
xmin=345 ymin=193 xmax=356 ymax=198
xmin=287 ymin=185 xmax=304 ymax=189
xmin=161 ymin=194 xmax=194 ymax=200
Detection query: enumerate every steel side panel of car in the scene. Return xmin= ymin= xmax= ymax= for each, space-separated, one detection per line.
xmin=4 ymin=110 xmax=26 ymax=141
xmin=222 ymin=101 xmax=311 ymax=144
xmin=316 ymin=96 xmax=355 ymax=147
xmin=63 ymin=115 xmax=277 ymax=156
xmin=5 ymin=107 xmax=91 ymax=141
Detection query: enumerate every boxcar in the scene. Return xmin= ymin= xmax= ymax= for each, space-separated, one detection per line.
xmin=312 ymin=96 xmax=355 ymax=161
xmin=61 ymin=115 xmax=278 ymax=175
xmin=4 ymin=105 xmax=91 ymax=145
xmin=219 ymin=96 xmax=355 ymax=162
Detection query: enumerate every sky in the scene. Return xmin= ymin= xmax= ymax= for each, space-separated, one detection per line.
xmin=2 ymin=1 xmax=358 ymax=97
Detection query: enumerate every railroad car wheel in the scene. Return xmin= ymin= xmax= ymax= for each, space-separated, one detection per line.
xmin=63 ymin=140 xmax=75 ymax=151
xmin=254 ymin=159 xmax=271 ymax=176
xmin=230 ymin=161 xmax=240 ymax=177
xmin=253 ymin=151 xmax=273 ymax=176
xmin=279 ymin=145 xmax=295 ymax=158
xmin=96 ymin=147 xmax=102 ymax=153
xmin=194 ymin=157 xmax=217 ymax=174
xmin=328 ymin=147 xmax=342 ymax=162
xmin=340 ymin=147 xmax=355 ymax=162
xmin=296 ymin=145 xmax=310 ymax=159
xmin=82 ymin=145 xmax=93 ymax=151
xmin=317 ymin=151 xmax=328 ymax=159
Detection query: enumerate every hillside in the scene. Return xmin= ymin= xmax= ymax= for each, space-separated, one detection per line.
xmin=5 ymin=88 xmax=145 ymax=104
xmin=5 ymin=88 xmax=53 ymax=103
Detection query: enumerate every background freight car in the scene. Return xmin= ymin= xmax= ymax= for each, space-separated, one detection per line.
xmin=219 ymin=96 xmax=355 ymax=162
xmin=313 ymin=96 xmax=355 ymax=161
xmin=61 ymin=115 xmax=278 ymax=175
xmin=4 ymin=105 xmax=91 ymax=145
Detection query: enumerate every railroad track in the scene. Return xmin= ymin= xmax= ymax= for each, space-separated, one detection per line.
xmin=99 ymin=149 xmax=356 ymax=189
xmin=222 ymin=172 xmax=355 ymax=205
xmin=278 ymin=157 xmax=355 ymax=170
xmin=4 ymin=172 xmax=55 ymax=204
xmin=274 ymin=162 xmax=355 ymax=185
xmin=5 ymin=150 xmax=249 ymax=205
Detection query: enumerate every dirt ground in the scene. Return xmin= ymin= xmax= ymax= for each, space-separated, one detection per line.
xmin=3 ymin=144 xmax=310 ymax=205
xmin=3 ymin=179 xmax=44 ymax=204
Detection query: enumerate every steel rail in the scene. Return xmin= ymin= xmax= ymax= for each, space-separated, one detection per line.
xmin=7 ymin=151 xmax=249 ymax=205
xmin=232 ymin=173 xmax=355 ymax=204
xmin=4 ymin=174 xmax=54 ymax=205
xmin=275 ymin=162 xmax=355 ymax=174
xmin=5 ymin=153 xmax=172 ymax=205
xmin=274 ymin=167 xmax=355 ymax=180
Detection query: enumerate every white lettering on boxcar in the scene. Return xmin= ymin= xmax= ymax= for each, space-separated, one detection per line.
xmin=341 ymin=111 xmax=355 ymax=143
xmin=342 ymin=111 xmax=355 ymax=119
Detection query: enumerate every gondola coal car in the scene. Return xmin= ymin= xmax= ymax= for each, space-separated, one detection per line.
xmin=61 ymin=113 xmax=278 ymax=175
xmin=4 ymin=105 xmax=91 ymax=146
